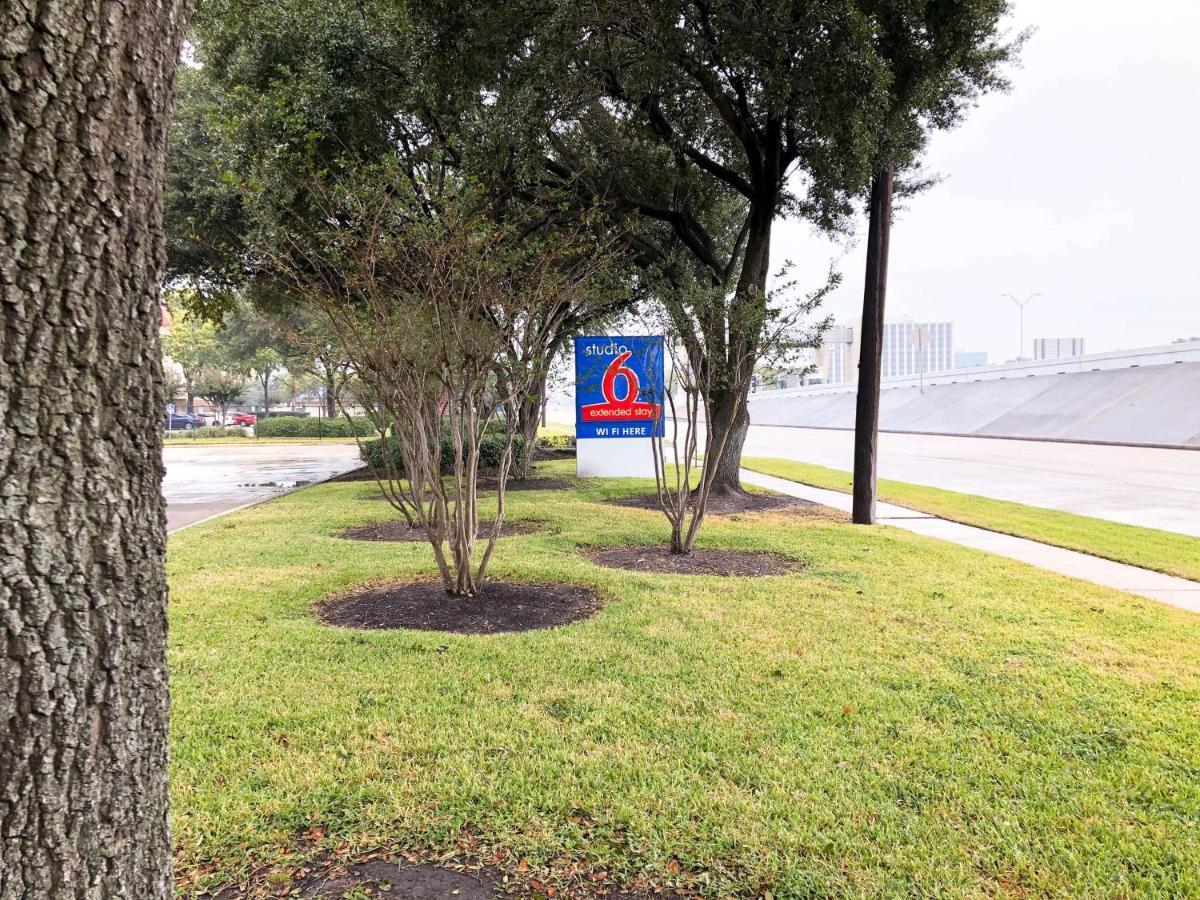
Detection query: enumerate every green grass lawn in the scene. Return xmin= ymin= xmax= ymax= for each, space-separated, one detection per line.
xmin=169 ymin=459 xmax=1200 ymax=897
xmin=743 ymin=456 xmax=1200 ymax=583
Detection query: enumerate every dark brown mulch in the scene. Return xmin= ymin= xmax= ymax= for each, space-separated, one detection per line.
xmin=301 ymin=860 xmax=499 ymax=898
xmin=586 ymin=546 xmax=799 ymax=577
xmin=608 ymin=489 xmax=813 ymax=516
xmin=533 ymin=446 xmax=576 ymax=461
xmin=337 ymin=520 xmax=541 ymax=542
xmin=207 ymin=855 xmax=696 ymax=899
xmin=317 ymin=580 xmax=601 ymax=634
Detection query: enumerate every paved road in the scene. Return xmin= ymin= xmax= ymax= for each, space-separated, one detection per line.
xmin=164 ymin=442 xmax=362 ymax=532
xmin=742 ymin=426 xmax=1200 ymax=538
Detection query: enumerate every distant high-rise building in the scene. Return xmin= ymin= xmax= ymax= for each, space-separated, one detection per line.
xmin=814 ymin=325 xmax=854 ymax=383
xmin=799 ymin=319 xmax=956 ymax=385
xmin=1033 ymin=337 xmax=1085 ymax=360
xmin=880 ymin=321 xmax=954 ymax=378
xmin=954 ymin=350 xmax=988 ymax=369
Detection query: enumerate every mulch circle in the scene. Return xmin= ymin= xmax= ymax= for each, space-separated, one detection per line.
xmin=317 ymin=580 xmax=601 ymax=634
xmin=338 ymin=521 xmax=541 ymax=542
xmin=586 ymin=546 xmax=800 ymax=577
xmin=208 ymin=856 xmax=695 ymax=899
xmin=607 ymin=490 xmax=813 ymax=516
xmin=300 ymin=860 xmax=498 ymax=899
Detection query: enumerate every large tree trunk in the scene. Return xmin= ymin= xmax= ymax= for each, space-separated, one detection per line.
xmin=852 ymin=166 xmax=895 ymax=524
xmin=705 ymin=207 xmax=772 ymax=496
xmin=705 ymin=387 xmax=751 ymax=496
xmin=0 ymin=0 xmax=185 ymax=895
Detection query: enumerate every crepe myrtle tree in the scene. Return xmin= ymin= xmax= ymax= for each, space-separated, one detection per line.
xmin=647 ymin=263 xmax=833 ymax=553
xmin=500 ymin=266 xmax=632 ymax=480
xmin=265 ymin=163 xmax=614 ymax=596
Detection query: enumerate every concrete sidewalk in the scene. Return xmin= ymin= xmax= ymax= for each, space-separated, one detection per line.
xmin=742 ymin=468 xmax=1200 ymax=613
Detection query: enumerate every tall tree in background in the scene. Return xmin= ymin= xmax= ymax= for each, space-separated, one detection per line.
xmin=165 ymin=2 xmax=641 ymax=425
xmin=0 ymin=0 xmax=185 ymax=895
xmin=222 ymin=305 xmax=287 ymax=415
xmin=162 ymin=291 xmax=221 ymax=413
xmin=466 ymin=0 xmax=888 ymax=496
xmin=194 ymin=367 xmax=248 ymax=423
xmin=851 ymin=0 xmax=1020 ymax=523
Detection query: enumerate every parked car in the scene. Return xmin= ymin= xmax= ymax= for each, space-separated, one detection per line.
xmin=192 ymin=412 xmax=217 ymax=426
xmin=165 ymin=412 xmax=203 ymax=430
xmin=230 ymin=411 xmax=257 ymax=426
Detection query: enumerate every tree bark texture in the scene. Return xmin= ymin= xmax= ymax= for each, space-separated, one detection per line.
xmin=514 ymin=372 xmax=546 ymax=480
xmin=704 ymin=387 xmax=751 ymax=497
xmin=705 ymin=207 xmax=773 ymax=496
xmin=1 ymin=0 xmax=186 ymax=895
xmin=852 ymin=167 xmax=895 ymax=525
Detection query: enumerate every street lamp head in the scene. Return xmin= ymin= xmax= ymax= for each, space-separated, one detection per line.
xmin=1002 ymin=291 xmax=1041 ymax=309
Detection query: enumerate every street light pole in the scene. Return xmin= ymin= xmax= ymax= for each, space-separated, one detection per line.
xmin=1002 ymin=292 xmax=1041 ymax=360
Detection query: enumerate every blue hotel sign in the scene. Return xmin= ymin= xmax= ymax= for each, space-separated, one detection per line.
xmin=574 ymin=336 xmax=665 ymax=439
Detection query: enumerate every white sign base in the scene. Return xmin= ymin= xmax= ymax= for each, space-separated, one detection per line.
xmin=577 ymin=437 xmax=656 ymax=478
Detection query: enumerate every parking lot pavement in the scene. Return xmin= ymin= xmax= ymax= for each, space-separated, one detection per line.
xmin=164 ymin=442 xmax=363 ymax=532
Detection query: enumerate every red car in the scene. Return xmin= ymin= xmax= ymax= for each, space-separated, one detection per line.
xmin=230 ymin=412 xmax=257 ymax=426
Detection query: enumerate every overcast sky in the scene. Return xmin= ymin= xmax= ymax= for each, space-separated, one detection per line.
xmin=777 ymin=0 xmax=1200 ymax=362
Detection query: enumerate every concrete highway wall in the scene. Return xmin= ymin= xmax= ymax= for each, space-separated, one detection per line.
xmin=748 ymin=361 xmax=1200 ymax=447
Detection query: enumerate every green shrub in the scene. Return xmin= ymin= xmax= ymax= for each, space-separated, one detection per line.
xmin=253 ymin=415 xmax=376 ymax=438
xmin=536 ymin=433 xmax=576 ymax=451
xmin=361 ymin=432 xmax=525 ymax=475
xmin=165 ymin=426 xmax=248 ymax=440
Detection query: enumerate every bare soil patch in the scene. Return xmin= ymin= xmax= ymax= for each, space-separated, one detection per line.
xmin=338 ymin=521 xmax=541 ymax=542
xmin=585 ymin=547 xmax=799 ymax=577
xmin=608 ymin=490 xmax=813 ymax=516
xmin=206 ymin=854 xmax=696 ymax=899
xmin=317 ymin=580 xmax=601 ymax=634
xmin=302 ymin=860 xmax=497 ymax=898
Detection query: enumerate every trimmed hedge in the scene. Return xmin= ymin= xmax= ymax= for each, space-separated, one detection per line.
xmin=361 ymin=432 xmax=526 ymax=475
xmin=254 ymin=415 xmax=376 ymax=438
xmin=165 ymin=426 xmax=248 ymax=440
xmin=536 ymin=433 xmax=576 ymax=451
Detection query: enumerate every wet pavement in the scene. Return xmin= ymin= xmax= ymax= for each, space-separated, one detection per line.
xmin=544 ymin=403 xmax=1200 ymax=537
xmin=164 ymin=442 xmax=362 ymax=532
xmin=740 ymin=426 xmax=1200 ymax=538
